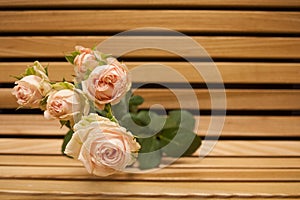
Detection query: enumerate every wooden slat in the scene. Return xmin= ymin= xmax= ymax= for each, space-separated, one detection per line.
xmin=1 ymin=139 xmax=299 ymax=156
xmin=1 ymin=115 xmax=300 ymax=137
xmin=3 ymin=88 xmax=300 ymax=110
xmin=0 ymin=139 xmax=61 ymax=155
xmin=137 ymin=89 xmax=300 ymax=110
xmin=0 ymin=115 xmax=68 ymax=135
xmin=0 ymin=197 xmax=295 ymax=200
xmin=1 ymin=11 xmax=299 ymax=34
xmin=198 ymin=116 xmax=300 ymax=137
xmin=0 ymin=36 xmax=300 ymax=59
xmin=1 ymin=165 xmax=300 ymax=181
xmin=2 ymin=155 xmax=300 ymax=169
xmin=0 ymin=0 xmax=299 ymax=8
xmin=0 ymin=155 xmax=80 ymax=167
xmin=2 ymin=62 xmax=300 ymax=84
xmin=1 ymin=155 xmax=300 ymax=185
xmin=202 ymin=141 xmax=300 ymax=157
xmin=0 ymin=179 xmax=299 ymax=198
xmin=164 ymin=157 xmax=300 ymax=169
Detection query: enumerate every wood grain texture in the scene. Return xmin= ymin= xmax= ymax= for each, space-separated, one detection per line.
xmin=0 ymin=0 xmax=299 ymax=8
xmin=198 ymin=116 xmax=300 ymax=137
xmin=136 ymin=89 xmax=300 ymax=110
xmin=0 ymin=197 xmax=297 ymax=200
xmin=2 ymin=155 xmax=300 ymax=169
xmin=0 ymin=115 xmax=68 ymax=135
xmin=202 ymin=141 xmax=300 ymax=157
xmin=3 ymin=88 xmax=300 ymax=110
xmin=0 ymin=1 xmax=299 ymax=199
xmin=2 ymin=166 xmax=300 ymax=181
xmin=0 ymin=139 xmax=61 ymax=155
xmin=0 ymin=179 xmax=299 ymax=198
xmin=2 ymin=62 xmax=300 ymax=84
xmin=1 ymin=139 xmax=299 ymax=156
xmin=1 ymin=11 xmax=299 ymax=34
xmin=1 ymin=115 xmax=299 ymax=137
xmin=0 ymin=36 xmax=299 ymax=59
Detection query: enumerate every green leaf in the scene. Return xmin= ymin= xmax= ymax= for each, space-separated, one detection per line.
xmin=137 ymin=137 xmax=162 ymax=170
xmin=39 ymin=96 xmax=48 ymax=110
xmin=120 ymin=110 xmax=165 ymax=138
xmin=120 ymin=113 xmax=150 ymax=137
xmin=44 ymin=65 xmax=49 ymax=76
xmin=65 ymin=55 xmax=75 ymax=64
xmin=10 ymin=75 xmax=23 ymax=80
xmin=71 ymin=51 xmax=80 ymax=57
xmin=129 ymin=95 xmax=144 ymax=106
xmin=65 ymin=51 xmax=80 ymax=65
xmin=25 ymin=66 xmax=36 ymax=76
xmin=52 ymin=82 xmax=75 ymax=90
xmin=98 ymin=60 xmax=107 ymax=66
xmin=129 ymin=95 xmax=144 ymax=113
xmin=83 ymin=68 xmax=92 ymax=80
xmin=135 ymin=111 xmax=165 ymax=134
xmin=147 ymin=111 xmax=166 ymax=133
xmin=135 ymin=110 xmax=151 ymax=126
xmin=96 ymin=109 xmax=108 ymax=118
xmin=182 ymin=134 xmax=202 ymax=156
xmin=164 ymin=110 xmax=195 ymax=131
xmin=159 ymin=128 xmax=200 ymax=157
xmin=59 ymin=120 xmax=72 ymax=129
xmin=61 ymin=129 xmax=74 ymax=157
xmin=101 ymin=53 xmax=112 ymax=60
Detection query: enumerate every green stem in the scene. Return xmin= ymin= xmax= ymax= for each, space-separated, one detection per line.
xmin=105 ymin=103 xmax=118 ymax=123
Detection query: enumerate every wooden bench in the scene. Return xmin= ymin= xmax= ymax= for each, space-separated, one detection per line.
xmin=0 ymin=0 xmax=300 ymax=199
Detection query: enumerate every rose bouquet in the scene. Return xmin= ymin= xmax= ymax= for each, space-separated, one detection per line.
xmin=12 ymin=46 xmax=201 ymax=176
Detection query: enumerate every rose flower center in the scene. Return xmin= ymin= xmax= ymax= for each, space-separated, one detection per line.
xmin=49 ymin=99 xmax=64 ymax=115
xmin=17 ymin=86 xmax=32 ymax=100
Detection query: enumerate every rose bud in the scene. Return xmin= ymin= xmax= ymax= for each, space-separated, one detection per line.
xmin=44 ymin=89 xmax=89 ymax=121
xmin=12 ymin=75 xmax=51 ymax=108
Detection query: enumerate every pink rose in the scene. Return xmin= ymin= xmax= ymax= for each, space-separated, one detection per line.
xmin=44 ymin=89 xmax=89 ymax=121
xmin=82 ymin=62 xmax=131 ymax=110
xmin=73 ymin=46 xmax=99 ymax=79
xmin=12 ymin=75 xmax=51 ymax=108
xmin=65 ymin=114 xmax=140 ymax=176
xmin=75 ymin=45 xmax=93 ymax=54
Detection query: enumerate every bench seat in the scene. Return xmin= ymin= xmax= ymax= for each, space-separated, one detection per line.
xmin=0 ymin=0 xmax=299 ymax=199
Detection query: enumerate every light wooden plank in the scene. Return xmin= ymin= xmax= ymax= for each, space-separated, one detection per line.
xmin=2 ymin=62 xmax=300 ymax=84
xmin=164 ymin=157 xmax=300 ymax=169
xmin=1 ymin=11 xmax=299 ymax=34
xmin=3 ymin=88 xmax=300 ymax=110
xmin=136 ymin=89 xmax=300 ymax=110
xmin=0 ymin=139 xmax=299 ymax=156
xmin=0 ymin=0 xmax=299 ymax=8
xmin=2 ymin=155 xmax=300 ymax=169
xmin=198 ymin=116 xmax=300 ymax=137
xmin=1 ymin=115 xmax=300 ymax=137
xmin=1 ymin=165 xmax=300 ymax=181
xmin=0 ymin=139 xmax=61 ymax=155
xmin=203 ymin=141 xmax=300 ymax=157
xmin=0 ymin=197 xmax=295 ymax=200
xmin=0 ymin=36 xmax=300 ymax=59
xmin=0 ymin=179 xmax=299 ymax=198
xmin=0 ymin=155 xmax=80 ymax=167
xmin=0 ymin=115 xmax=68 ymax=135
